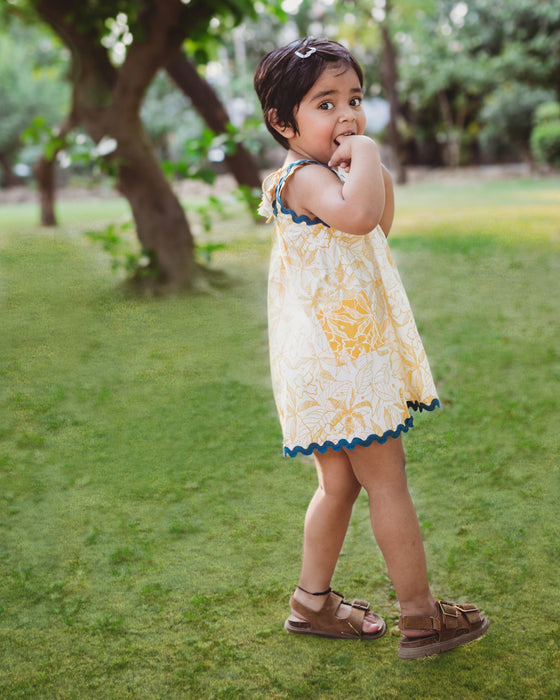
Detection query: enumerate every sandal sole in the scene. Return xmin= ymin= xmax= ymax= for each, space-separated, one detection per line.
xmin=398 ymin=616 xmax=489 ymax=659
xmin=284 ymin=616 xmax=386 ymax=641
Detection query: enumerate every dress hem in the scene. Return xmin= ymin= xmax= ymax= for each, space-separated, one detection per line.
xmin=283 ymin=398 xmax=440 ymax=458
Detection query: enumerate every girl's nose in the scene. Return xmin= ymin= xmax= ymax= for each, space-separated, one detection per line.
xmin=338 ymin=106 xmax=354 ymax=122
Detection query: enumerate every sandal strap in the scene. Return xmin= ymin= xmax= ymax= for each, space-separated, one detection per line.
xmin=399 ymin=614 xmax=439 ymax=632
xmin=399 ymin=600 xmax=483 ymax=640
xmin=290 ymin=590 xmax=369 ymax=639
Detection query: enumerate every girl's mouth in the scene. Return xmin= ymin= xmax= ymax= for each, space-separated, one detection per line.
xmin=334 ymin=132 xmax=355 ymax=145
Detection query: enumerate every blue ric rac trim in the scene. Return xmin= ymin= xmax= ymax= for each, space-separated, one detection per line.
xmin=284 ymin=417 xmax=414 ymax=458
xmin=283 ymin=398 xmax=440 ymax=458
xmin=273 ymin=159 xmax=335 ymax=227
xmin=407 ymin=398 xmax=440 ymax=413
xmin=277 ymin=200 xmax=328 ymax=227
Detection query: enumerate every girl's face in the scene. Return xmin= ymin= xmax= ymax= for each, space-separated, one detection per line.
xmin=277 ymin=63 xmax=366 ymax=164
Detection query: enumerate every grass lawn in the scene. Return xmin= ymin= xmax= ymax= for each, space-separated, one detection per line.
xmin=1 ymin=175 xmax=559 ymax=698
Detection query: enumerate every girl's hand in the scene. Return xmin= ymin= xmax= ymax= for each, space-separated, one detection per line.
xmin=328 ymin=135 xmax=354 ymax=172
xmin=284 ymin=134 xmax=385 ymax=235
xmin=328 ymin=134 xmax=372 ymax=172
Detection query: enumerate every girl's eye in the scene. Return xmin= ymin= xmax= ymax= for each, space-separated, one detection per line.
xmin=350 ymin=97 xmax=362 ymax=107
xmin=318 ymin=101 xmax=334 ymax=111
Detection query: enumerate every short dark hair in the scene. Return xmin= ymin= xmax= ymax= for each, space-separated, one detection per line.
xmin=254 ymin=37 xmax=364 ymax=150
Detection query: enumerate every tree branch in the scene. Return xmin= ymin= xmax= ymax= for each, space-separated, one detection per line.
xmin=166 ymin=48 xmax=262 ymax=194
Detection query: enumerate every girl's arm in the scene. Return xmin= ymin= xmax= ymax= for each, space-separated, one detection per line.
xmin=283 ymin=135 xmax=386 ymax=235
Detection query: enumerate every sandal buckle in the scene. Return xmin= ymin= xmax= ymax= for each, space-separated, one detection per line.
xmin=351 ymin=598 xmax=370 ymax=612
xmin=439 ymin=601 xmax=458 ymax=618
xmin=455 ymin=603 xmax=478 ymax=614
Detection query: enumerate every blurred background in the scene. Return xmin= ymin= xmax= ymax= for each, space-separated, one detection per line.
xmin=2 ymin=0 xmax=559 ymax=186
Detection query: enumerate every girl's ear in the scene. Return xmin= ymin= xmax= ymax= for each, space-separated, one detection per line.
xmin=268 ymin=109 xmax=295 ymax=139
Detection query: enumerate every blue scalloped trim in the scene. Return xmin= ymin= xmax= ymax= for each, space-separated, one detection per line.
xmin=277 ymin=200 xmax=328 ymax=227
xmin=407 ymin=398 xmax=440 ymax=413
xmin=284 ymin=417 xmax=414 ymax=457
xmin=283 ymin=398 xmax=440 ymax=457
xmin=273 ymin=159 xmax=335 ymax=227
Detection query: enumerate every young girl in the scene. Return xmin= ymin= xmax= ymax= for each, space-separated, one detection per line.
xmin=254 ymin=37 xmax=488 ymax=659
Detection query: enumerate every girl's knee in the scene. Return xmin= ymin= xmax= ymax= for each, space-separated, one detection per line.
xmin=345 ymin=438 xmax=408 ymax=492
xmin=319 ymin=478 xmax=361 ymax=504
xmin=313 ymin=448 xmax=361 ymax=503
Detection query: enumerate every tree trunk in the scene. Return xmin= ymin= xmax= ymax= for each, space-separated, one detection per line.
xmin=380 ymin=4 xmax=407 ymax=185
xmin=112 ymin=115 xmax=196 ymax=290
xmin=33 ymin=156 xmax=57 ymax=226
xmin=33 ymin=115 xmax=76 ymax=227
xmin=166 ymin=49 xmax=262 ymax=203
xmin=0 ymin=152 xmax=20 ymax=188
xmin=437 ymin=90 xmax=466 ymax=168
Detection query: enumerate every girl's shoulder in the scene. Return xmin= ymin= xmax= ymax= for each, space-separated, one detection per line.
xmin=258 ymin=161 xmax=320 ymax=219
xmin=258 ymin=160 xmax=341 ymax=224
xmin=280 ymin=161 xmax=344 ymax=225
xmin=279 ymin=159 xmax=342 ymax=200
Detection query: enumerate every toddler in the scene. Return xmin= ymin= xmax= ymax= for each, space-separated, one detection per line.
xmin=254 ymin=37 xmax=488 ymax=658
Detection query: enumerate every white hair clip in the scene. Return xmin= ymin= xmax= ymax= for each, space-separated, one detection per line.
xmin=295 ymin=47 xmax=316 ymax=59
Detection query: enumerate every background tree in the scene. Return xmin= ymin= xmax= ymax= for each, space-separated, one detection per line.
xmin=479 ymin=83 xmax=555 ymax=163
xmin=398 ymin=0 xmax=560 ymax=166
xmin=165 ymin=49 xmax=262 ymax=208
xmin=530 ymin=101 xmax=560 ymax=169
xmin=0 ymin=16 xmax=68 ymax=187
xmin=4 ymin=0 xmax=279 ymax=291
xmin=377 ymin=0 xmax=409 ymax=182
xmin=32 ymin=115 xmax=77 ymax=225
xmin=3 ymin=0 xmax=559 ymax=258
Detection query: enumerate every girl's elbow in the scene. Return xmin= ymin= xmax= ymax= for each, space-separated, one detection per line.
xmin=351 ymin=211 xmax=383 ymax=235
xmin=354 ymin=223 xmax=377 ymax=236
xmin=343 ymin=221 xmax=379 ymax=236
xmin=334 ymin=205 xmax=383 ymax=235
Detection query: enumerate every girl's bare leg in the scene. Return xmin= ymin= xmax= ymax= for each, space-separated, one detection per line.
xmin=291 ymin=448 xmax=381 ymax=633
xmin=345 ymin=437 xmax=436 ymax=633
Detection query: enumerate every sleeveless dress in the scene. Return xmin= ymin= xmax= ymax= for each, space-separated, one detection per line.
xmin=259 ymin=160 xmax=440 ymax=457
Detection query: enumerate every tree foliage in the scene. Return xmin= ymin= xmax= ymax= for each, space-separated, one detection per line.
xmin=531 ymin=101 xmax=560 ymax=168
xmin=479 ymin=83 xmax=555 ymax=162
xmin=0 ymin=17 xmax=69 ymax=185
xmin=397 ymin=0 xmax=560 ymax=165
xmin=229 ymin=0 xmax=560 ymax=168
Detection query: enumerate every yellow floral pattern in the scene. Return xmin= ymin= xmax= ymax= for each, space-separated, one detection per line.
xmin=316 ymin=291 xmax=383 ymax=365
xmin=260 ymin=160 xmax=439 ymax=457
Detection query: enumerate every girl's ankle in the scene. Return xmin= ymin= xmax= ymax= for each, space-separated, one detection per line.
xmin=399 ymin=598 xmax=438 ymax=639
xmin=399 ymin=597 xmax=437 ymax=619
xmin=293 ymin=584 xmax=331 ymax=611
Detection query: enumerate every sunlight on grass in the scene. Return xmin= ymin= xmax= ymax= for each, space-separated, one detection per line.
xmin=395 ymin=177 xmax=560 ymax=245
xmin=1 ymin=176 xmax=559 ymax=698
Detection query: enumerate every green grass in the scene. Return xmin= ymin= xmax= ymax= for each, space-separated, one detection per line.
xmin=1 ymin=175 xmax=559 ymax=698
xmin=0 ymin=196 xmax=130 ymax=230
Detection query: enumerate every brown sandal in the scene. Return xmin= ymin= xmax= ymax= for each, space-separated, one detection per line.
xmin=398 ymin=600 xmax=489 ymax=659
xmin=285 ymin=589 xmax=386 ymax=640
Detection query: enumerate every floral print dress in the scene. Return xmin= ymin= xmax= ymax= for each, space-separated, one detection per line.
xmin=259 ymin=160 xmax=439 ymax=457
